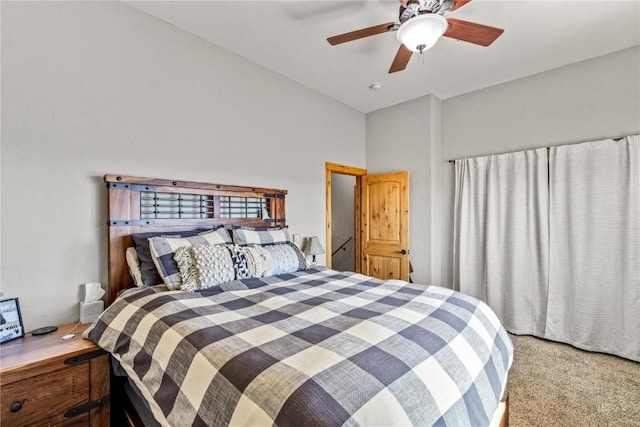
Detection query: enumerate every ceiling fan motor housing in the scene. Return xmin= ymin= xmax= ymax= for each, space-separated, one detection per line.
xmin=400 ymin=0 xmax=453 ymax=23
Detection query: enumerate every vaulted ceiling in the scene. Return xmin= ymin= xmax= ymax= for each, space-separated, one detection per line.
xmin=126 ymin=1 xmax=640 ymax=113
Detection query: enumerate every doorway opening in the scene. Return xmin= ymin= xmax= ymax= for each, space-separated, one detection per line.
xmin=325 ymin=162 xmax=366 ymax=272
xmin=331 ymin=173 xmax=356 ymax=271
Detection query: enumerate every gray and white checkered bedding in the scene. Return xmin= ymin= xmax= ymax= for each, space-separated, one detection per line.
xmin=85 ymin=267 xmax=513 ymax=427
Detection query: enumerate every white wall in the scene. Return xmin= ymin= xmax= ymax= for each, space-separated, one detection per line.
xmin=366 ymin=95 xmax=440 ymax=285
xmin=439 ymin=46 xmax=640 ymax=287
xmin=428 ymin=96 xmax=442 ymax=286
xmin=1 ymin=2 xmax=365 ymax=330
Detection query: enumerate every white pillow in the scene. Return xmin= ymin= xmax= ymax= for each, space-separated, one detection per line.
xmin=125 ymin=247 xmax=145 ymax=287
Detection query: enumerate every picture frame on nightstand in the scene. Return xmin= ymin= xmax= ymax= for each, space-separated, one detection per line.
xmin=0 ymin=297 xmax=25 ymax=343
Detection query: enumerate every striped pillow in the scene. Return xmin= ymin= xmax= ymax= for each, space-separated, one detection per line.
xmin=233 ymin=226 xmax=290 ymax=246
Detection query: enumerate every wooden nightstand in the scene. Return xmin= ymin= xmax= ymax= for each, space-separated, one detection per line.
xmin=0 ymin=323 xmax=110 ymax=426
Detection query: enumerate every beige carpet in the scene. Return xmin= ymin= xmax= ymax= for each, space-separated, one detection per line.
xmin=507 ymin=334 xmax=640 ymax=427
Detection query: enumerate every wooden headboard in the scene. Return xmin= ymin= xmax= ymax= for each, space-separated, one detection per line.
xmin=105 ymin=174 xmax=287 ymax=304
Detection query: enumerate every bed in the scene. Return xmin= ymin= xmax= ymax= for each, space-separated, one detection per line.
xmin=85 ymin=174 xmax=513 ymax=427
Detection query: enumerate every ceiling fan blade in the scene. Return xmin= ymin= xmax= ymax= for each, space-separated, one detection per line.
xmin=443 ymin=18 xmax=504 ymax=46
xmin=450 ymin=0 xmax=472 ymax=11
xmin=389 ymin=44 xmax=413 ymax=73
xmin=327 ymin=22 xmax=396 ymax=45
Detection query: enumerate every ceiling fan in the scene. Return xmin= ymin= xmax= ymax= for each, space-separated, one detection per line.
xmin=327 ymin=0 xmax=504 ymax=73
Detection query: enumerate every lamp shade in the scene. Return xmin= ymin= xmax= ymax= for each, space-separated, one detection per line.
xmin=396 ymin=14 xmax=448 ymax=53
xmin=303 ymin=236 xmax=325 ymax=256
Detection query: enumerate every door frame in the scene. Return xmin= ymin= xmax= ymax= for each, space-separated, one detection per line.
xmin=325 ymin=162 xmax=367 ymax=271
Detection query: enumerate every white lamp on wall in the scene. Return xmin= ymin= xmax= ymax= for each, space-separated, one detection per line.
xmin=303 ymin=236 xmax=325 ymax=265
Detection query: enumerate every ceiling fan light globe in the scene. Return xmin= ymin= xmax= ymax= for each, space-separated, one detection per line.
xmin=397 ymin=14 xmax=448 ymax=53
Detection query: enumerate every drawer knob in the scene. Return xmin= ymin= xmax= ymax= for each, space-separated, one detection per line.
xmin=10 ymin=401 xmax=22 ymax=412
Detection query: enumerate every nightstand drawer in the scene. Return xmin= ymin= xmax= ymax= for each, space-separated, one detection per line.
xmin=1 ymin=362 xmax=89 ymax=426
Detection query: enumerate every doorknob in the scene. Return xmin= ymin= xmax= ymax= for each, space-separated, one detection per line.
xmin=396 ymin=249 xmax=409 ymax=255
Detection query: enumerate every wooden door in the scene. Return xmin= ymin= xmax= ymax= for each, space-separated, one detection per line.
xmin=361 ymin=171 xmax=410 ymax=281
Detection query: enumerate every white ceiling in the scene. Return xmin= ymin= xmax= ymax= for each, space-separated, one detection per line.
xmin=125 ymin=0 xmax=640 ymax=113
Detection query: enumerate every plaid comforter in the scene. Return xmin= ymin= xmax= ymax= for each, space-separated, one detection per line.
xmin=85 ymin=267 xmax=513 ymax=427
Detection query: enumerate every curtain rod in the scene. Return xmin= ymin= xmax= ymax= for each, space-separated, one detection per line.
xmin=447 ymin=137 xmax=626 ymax=164
xmin=448 ymin=147 xmax=550 ymax=165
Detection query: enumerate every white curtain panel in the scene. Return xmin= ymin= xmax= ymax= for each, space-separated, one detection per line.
xmin=545 ymin=136 xmax=640 ymax=362
xmin=453 ymin=148 xmax=549 ymax=335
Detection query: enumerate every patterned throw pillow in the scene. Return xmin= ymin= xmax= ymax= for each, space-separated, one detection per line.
xmin=232 ymin=226 xmax=290 ymax=247
xmin=228 ymin=244 xmax=252 ymax=279
xmin=175 ymin=244 xmax=234 ymax=292
xmin=148 ymin=227 xmax=232 ymax=289
xmin=238 ymin=243 xmax=306 ymax=277
xmin=243 ymin=246 xmax=274 ymax=277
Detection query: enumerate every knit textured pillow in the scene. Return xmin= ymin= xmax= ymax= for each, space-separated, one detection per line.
xmin=175 ymin=244 xmax=234 ymax=292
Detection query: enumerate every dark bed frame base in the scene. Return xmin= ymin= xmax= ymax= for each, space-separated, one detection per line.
xmin=111 ymin=377 xmax=144 ymax=427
